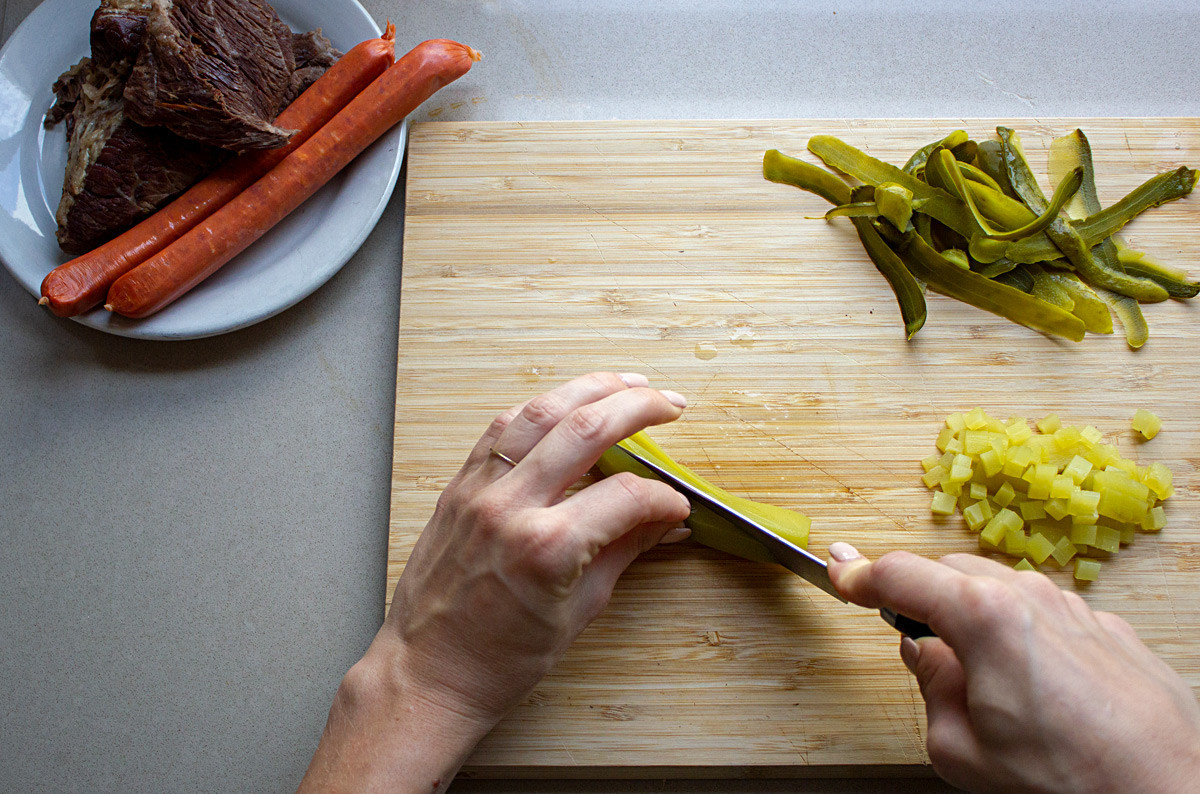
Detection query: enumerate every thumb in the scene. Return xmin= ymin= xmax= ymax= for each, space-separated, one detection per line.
xmin=903 ymin=636 xmax=986 ymax=787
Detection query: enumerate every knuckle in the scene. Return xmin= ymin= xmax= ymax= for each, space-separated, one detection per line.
xmin=563 ymin=403 xmax=611 ymax=445
xmin=489 ymin=406 xmax=520 ymax=434
xmin=608 ymin=471 xmax=655 ymax=511
xmin=462 ymin=488 xmax=511 ymax=537
xmin=520 ymin=514 xmax=579 ymax=580
xmin=956 ymin=576 xmax=1017 ymax=628
xmin=521 ymin=393 xmax=569 ymax=431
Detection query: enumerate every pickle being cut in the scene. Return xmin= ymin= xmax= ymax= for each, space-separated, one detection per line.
xmin=597 ymin=431 xmax=810 ymax=563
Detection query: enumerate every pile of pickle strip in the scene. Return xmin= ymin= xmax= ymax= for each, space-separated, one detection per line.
xmin=764 ymin=128 xmax=1199 ymax=347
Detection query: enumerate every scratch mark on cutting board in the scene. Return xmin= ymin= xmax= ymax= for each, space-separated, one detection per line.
xmin=1152 ymin=541 xmax=1183 ymax=639
xmin=582 ymin=323 xmax=677 ymax=387
xmin=519 ymin=166 xmax=922 ymax=408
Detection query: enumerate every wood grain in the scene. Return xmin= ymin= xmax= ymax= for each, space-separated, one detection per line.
xmin=389 ymin=119 xmax=1200 ymax=777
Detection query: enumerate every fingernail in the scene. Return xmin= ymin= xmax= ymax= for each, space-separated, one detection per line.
xmin=829 ymin=542 xmax=862 ymax=562
xmin=620 ymin=373 xmax=650 ymax=388
xmin=899 ymin=635 xmax=921 ymax=675
xmin=660 ymin=389 xmax=688 ymax=408
xmin=658 ymin=525 xmax=692 ymax=545
xmin=675 ymin=491 xmax=692 ymax=512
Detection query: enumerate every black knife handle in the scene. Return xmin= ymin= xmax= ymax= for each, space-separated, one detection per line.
xmin=879 ymin=608 xmax=936 ymax=639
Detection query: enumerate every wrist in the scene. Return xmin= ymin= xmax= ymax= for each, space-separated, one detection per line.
xmin=299 ymin=634 xmax=498 ymax=793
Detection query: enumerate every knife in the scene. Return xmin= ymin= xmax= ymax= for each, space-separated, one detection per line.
xmin=606 ymin=443 xmax=935 ymax=639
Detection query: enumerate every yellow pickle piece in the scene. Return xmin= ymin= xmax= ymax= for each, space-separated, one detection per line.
xmin=921 ymin=408 xmax=1175 ymax=582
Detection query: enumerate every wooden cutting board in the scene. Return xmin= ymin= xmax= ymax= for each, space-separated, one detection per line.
xmin=388 ymin=119 xmax=1200 ymax=777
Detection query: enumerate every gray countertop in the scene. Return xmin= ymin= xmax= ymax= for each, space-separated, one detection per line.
xmin=2 ymin=1 xmax=1198 ymax=791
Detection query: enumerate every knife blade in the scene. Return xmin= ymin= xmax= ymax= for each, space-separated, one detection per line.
xmin=605 ymin=443 xmax=935 ymax=639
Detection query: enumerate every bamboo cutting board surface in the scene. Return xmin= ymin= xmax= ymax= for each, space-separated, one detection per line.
xmin=388 ymin=119 xmax=1200 ymax=777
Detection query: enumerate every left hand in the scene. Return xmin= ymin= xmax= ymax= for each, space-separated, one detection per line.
xmin=299 ymin=372 xmax=692 ymax=793
xmin=381 ymin=370 xmax=692 ymax=727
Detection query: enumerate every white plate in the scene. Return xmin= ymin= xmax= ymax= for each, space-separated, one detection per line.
xmin=0 ymin=0 xmax=404 ymax=340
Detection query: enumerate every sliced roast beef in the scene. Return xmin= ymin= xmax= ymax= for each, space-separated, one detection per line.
xmin=47 ymin=0 xmax=339 ymax=253
xmin=122 ymin=0 xmax=301 ymax=152
xmin=51 ymin=54 xmax=225 ymax=253
xmin=286 ymin=29 xmax=341 ymax=104
xmin=88 ymin=0 xmax=151 ymax=65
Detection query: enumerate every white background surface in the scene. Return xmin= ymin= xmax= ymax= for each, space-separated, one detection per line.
xmin=2 ymin=1 xmax=1198 ymax=791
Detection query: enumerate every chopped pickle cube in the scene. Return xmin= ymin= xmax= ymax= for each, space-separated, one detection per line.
xmin=1043 ymin=498 xmax=1070 ymax=521
xmin=1074 ymin=558 xmax=1101 ymax=581
xmin=1119 ymin=525 xmax=1136 ymax=545
xmin=1080 ymin=425 xmax=1103 ymax=446
xmin=964 ymin=407 xmax=989 ymax=430
xmin=1005 ymin=420 xmax=1033 ymax=444
xmin=1054 ymin=426 xmax=1082 ymax=449
xmin=935 ymin=428 xmax=955 ymax=453
xmin=1050 ymin=536 xmax=1078 ymax=566
xmin=994 ymin=481 xmax=1017 ymax=507
xmin=942 ymin=480 xmax=963 ymax=497
xmin=963 ymin=501 xmax=990 ymax=531
xmin=947 ymin=454 xmax=974 ymax=483
xmin=922 ymin=465 xmax=947 ymax=488
xmin=1069 ymin=524 xmax=1098 ymax=547
xmin=1131 ymin=408 xmax=1161 ymax=440
xmin=1050 ymin=475 xmax=1075 ymax=499
xmin=1003 ymin=529 xmax=1027 ymax=556
xmin=1141 ymin=505 xmax=1167 ymax=532
xmin=1002 ymin=458 xmax=1029 ymax=479
xmin=1031 ymin=521 xmax=1067 ymax=542
xmin=1037 ymin=413 xmax=1062 ymax=434
xmin=963 ymin=430 xmax=991 ymax=455
xmin=981 ymin=508 xmax=1022 ymax=547
xmin=921 ymin=453 xmax=943 ymax=472
xmin=1062 ymin=455 xmax=1094 ymax=485
xmin=1093 ymin=525 xmax=1121 ymax=553
xmin=946 ymin=437 xmax=965 ymax=454
xmin=979 ymin=449 xmax=1004 ymax=477
xmin=1142 ymin=462 xmax=1173 ymax=500
xmin=969 ymin=482 xmax=988 ymax=500
xmin=1070 ymin=511 xmax=1099 ymax=526
xmin=931 ymin=490 xmax=958 ymax=515
xmin=1068 ymin=488 xmax=1101 ymax=515
xmin=1019 ymin=500 xmax=1047 ymax=521
xmin=946 ymin=412 xmax=967 ymax=433
xmin=1013 ymin=558 xmax=1037 ymax=572
xmin=1008 ymin=445 xmax=1038 ymax=469
xmin=1110 ymin=456 xmax=1138 ymax=476
xmin=1026 ymin=533 xmax=1056 ymax=564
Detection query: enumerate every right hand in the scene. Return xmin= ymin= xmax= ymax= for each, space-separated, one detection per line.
xmin=827 ymin=544 xmax=1200 ymax=793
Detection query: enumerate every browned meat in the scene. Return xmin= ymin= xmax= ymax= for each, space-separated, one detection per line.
xmin=123 ymin=0 xmax=301 ymax=152
xmin=286 ymin=29 xmax=341 ymax=104
xmin=45 ymin=0 xmax=340 ymax=254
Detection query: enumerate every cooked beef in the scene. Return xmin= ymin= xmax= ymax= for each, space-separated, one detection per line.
xmin=123 ymin=0 xmax=302 ymax=152
xmin=286 ymin=29 xmax=341 ymax=104
xmin=46 ymin=0 xmax=339 ymax=253
xmin=51 ymin=53 xmax=225 ymax=253
xmin=88 ymin=0 xmax=151 ymax=65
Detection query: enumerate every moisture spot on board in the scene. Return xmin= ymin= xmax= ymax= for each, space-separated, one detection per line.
xmin=694 ymin=342 xmax=718 ymax=360
xmin=730 ymin=327 xmax=757 ymax=347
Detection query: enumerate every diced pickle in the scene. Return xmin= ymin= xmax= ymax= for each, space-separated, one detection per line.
xmin=1132 ymin=409 xmax=1162 ymax=440
xmin=922 ymin=407 xmax=1173 ymax=582
xmin=1074 ymin=559 xmax=1101 ymax=582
